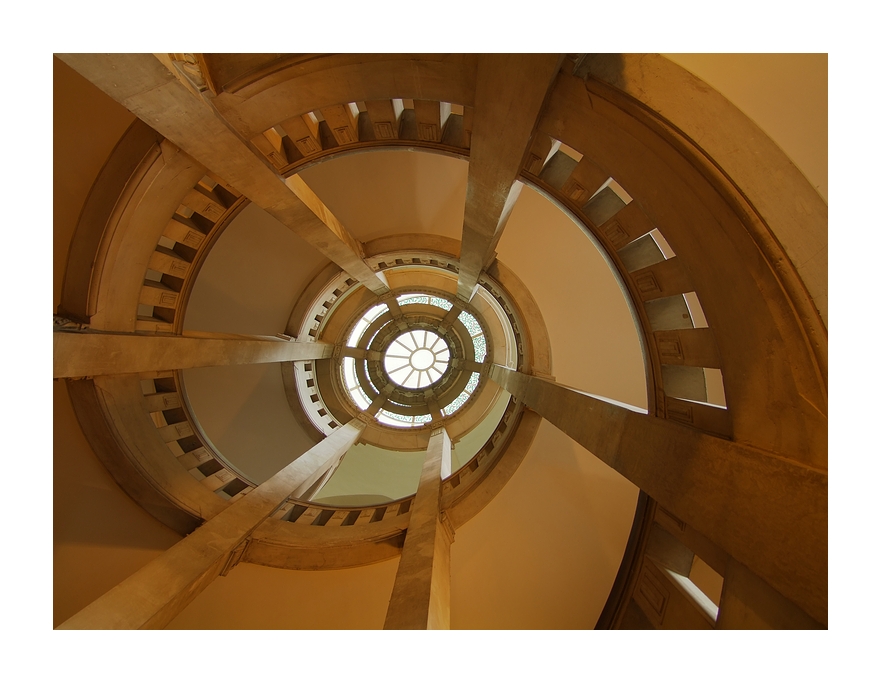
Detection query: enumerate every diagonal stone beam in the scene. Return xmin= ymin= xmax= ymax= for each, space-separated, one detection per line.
xmin=57 ymin=418 xmax=366 ymax=629
xmin=54 ymin=330 xmax=333 ymax=378
xmin=489 ymin=364 xmax=827 ymax=625
xmin=457 ymin=54 xmax=564 ymax=301
xmin=384 ymin=426 xmax=453 ymax=629
xmin=57 ymin=53 xmax=389 ymax=295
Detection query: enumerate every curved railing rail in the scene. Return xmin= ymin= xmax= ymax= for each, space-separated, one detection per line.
xmin=273 ymin=496 xmax=414 ymax=527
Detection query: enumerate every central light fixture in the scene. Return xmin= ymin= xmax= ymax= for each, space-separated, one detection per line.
xmin=384 ymin=330 xmax=450 ymax=389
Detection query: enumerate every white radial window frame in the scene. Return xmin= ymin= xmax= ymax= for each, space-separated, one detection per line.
xmin=384 ymin=330 xmax=450 ymax=389
xmin=338 ymin=292 xmax=489 ymax=427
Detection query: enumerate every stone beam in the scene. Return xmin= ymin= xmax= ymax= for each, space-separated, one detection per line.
xmin=489 ymin=365 xmax=827 ymax=625
xmin=56 ymin=53 xmax=388 ymax=295
xmin=716 ymin=560 xmax=823 ymax=629
xmin=57 ymin=419 xmax=366 ymax=629
xmin=457 ymin=54 xmax=564 ymax=301
xmin=384 ymin=427 xmax=453 ymax=629
xmin=54 ymin=330 xmax=333 ymax=378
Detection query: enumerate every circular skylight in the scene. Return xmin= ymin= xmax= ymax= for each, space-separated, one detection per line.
xmin=333 ymin=290 xmax=491 ymax=429
xmin=384 ymin=330 xmax=450 ymax=388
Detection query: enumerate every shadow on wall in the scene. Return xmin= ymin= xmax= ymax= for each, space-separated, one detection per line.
xmin=573 ymin=54 xmax=625 ymax=89
xmin=54 ymin=381 xmax=181 ymax=551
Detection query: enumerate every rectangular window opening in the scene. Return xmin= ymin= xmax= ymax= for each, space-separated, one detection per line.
xmin=649 ymin=228 xmax=676 ymax=259
xmin=557 ymin=142 xmax=583 ymax=162
xmin=703 ymin=367 xmax=727 ymax=408
xmin=688 ymin=555 xmax=724 ymax=610
xmin=682 ymin=291 xmax=709 ymax=328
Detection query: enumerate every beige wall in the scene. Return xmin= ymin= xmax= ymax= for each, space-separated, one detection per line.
xmin=664 ymin=54 xmax=827 ymax=202
xmin=53 ymin=58 xmax=180 ymax=627
xmin=53 ymin=57 xmax=135 ymax=313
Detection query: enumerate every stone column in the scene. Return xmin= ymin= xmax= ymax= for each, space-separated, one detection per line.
xmin=54 ymin=330 xmax=333 ymax=378
xmin=383 ymin=426 xmax=453 ymax=629
xmin=457 ymin=54 xmax=563 ymax=301
xmin=57 ymin=418 xmax=366 ymax=629
xmin=716 ymin=560 xmax=823 ymax=629
xmin=489 ymin=364 xmax=827 ymax=625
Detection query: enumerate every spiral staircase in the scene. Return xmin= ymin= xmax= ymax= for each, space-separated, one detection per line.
xmin=53 ymin=53 xmax=827 ymax=629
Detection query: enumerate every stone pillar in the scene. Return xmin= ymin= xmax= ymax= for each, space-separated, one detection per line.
xmin=489 ymin=364 xmax=827 ymax=625
xmin=54 ymin=330 xmax=333 ymax=378
xmin=457 ymin=54 xmax=563 ymax=301
xmin=716 ymin=560 xmax=823 ymax=629
xmin=383 ymin=427 xmax=453 ymax=629
xmin=57 ymin=419 xmax=366 ymax=629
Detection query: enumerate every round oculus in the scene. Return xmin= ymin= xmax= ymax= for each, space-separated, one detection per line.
xmin=383 ymin=330 xmax=450 ymax=389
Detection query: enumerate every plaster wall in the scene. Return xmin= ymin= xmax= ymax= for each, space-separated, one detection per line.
xmin=53 ymin=58 xmax=181 ymax=627
xmin=665 ymin=53 xmax=827 ymax=202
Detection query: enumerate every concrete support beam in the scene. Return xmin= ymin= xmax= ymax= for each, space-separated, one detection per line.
xmin=716 ymin=560 xmax=823 ymax=629
xmin=384 ymin=427 xmax=453 ymax=629
xmin=366 ymin=383 xmax=396 ymax=417
xmin=54 ymin=330 xmax=333 ymax=378
xmin=57 ymin=419 xmax=366 ymax=629
xmin=457 ymin=54 xmax=563 ymax=301
xmin=56 ymin=53 xmax=388 ymax=295
xmin=489 ymin=364 xmax=827 ymax=625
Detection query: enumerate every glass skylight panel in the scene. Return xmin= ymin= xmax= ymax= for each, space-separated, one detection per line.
xmin=364 ymin=303 xmax=389 ymax=322
xmin=340 ymin=293 xmax=484 ymax=422
xmin=429 ymin=296 xmax=453 ymax=311
xmin=458 ymin=310 xmax=482 ymax=337
xmin=347 ymin=303 xmax=388 ymax=347
xmin=365 ymin=369 xmax=380 ymax=395
xmin=378 ymin=409 xmax=416 ymax=427
xmin=343 ymin=356 xmax=358 ymax=390
xmin=397 ymin=294 xmax=429 ymax=306
xmin=441 ymin=389 xmax=470 ymax=416
xmin=376 ymin=412 xmax=401 ymax=426
xmin=465 ymin=371 xmax=480 ymax=394
xmin=384 ymin=330 xmax=449 ymax=389
xmin=352 ymin=386 xmax=371 ymax=410
xmin=365 ymin=328 xmax=383 ymax=349
xmin=347 ymin=319 xmax=369 ymax=347
xmin=472 ymin=335 xmax=487 ymax=363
